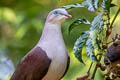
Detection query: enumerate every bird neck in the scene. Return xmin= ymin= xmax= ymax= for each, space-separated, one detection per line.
xmin=38 ymin=22 xmax=63 ymax=43
xmin=44 ymin=22 xmax=61 ymax=30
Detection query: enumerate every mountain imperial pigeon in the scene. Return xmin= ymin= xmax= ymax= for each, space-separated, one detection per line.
xmin=10 ymin=8 xmax=72 ymax=80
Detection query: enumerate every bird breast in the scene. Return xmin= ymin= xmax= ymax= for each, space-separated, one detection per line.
xmin=39 ymin=40 xmax=68 ymax=80
xmin=37 ymin=26 xmax=69 ymax=80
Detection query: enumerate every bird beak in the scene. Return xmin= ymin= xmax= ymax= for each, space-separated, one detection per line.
xmin=64 ymin=14 xmax=72 ymax=18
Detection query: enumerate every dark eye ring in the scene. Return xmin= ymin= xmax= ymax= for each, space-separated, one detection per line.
xmin=53 ymin=11 xmax=58 ymax=14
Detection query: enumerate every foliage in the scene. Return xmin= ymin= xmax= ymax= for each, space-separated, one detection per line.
xmin=63 ymin=0 xmax=120 ymax=79
xmin=63 ymin=0 xmax=108 ymax=63
xmin=0 ymin=0 xmax=58 ymax=80
xmin=69 ymin=19 xmax=90 ymax=33
xmin=0 ymin=0 xmax=120 ymax=80
xmin=73 ymin=31 xmax=89 ymax=63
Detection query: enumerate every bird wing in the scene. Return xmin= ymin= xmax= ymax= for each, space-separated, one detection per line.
xmin=10 ymin=47 xmax=51 ymax=80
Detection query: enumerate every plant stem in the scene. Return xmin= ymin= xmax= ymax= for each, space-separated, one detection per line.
xmin=87 ymin=62 xmax=93 ymax=73
xmin=91 ymin=55 xmax=102 ymax=79
xmin=110 ymin=7 xmax=120 ymax=28
xmin=105 ymin=10 xmax=111 ymax=39
xmin=91 ymin=9 xmax=111 ymax=80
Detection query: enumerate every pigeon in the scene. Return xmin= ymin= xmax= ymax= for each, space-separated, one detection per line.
xmin=10 ymin=8 xmax=72 ymax=80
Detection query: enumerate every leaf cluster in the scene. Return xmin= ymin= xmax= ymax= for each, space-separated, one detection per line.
xmin=63 ymin=0 xmax=115 ymax=63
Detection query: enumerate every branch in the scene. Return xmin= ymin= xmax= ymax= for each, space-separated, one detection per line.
xmin=91 ymin=55 xmax=102 ymax=79
xmin=87 ymin=62 xmax=93 ymax=73
xmin=110 ymin=7 xmax=120 ymax=28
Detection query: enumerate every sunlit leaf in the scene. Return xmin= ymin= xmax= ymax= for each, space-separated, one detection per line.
xmin=15 ymin=24 xmax=28 ymax=39
xmin=81 ymin=0 xmax=99 ymax=11
xmin=0 ymin=8 xmax=16 ymax=23
xmin=62 ymin=0 xmax=99 ymax=11
xmin=73 ymin=31 xmax=89 ymax=63
xmin=101 ymin=0 xmax=112 ymax=10
xmin=89 ymin=30 xmax=101 ymax=51
xmin=86 ymin=38 xmax=97 ymax=61
xmin=89 ymin=12 xmax=104 ymax=52
xmin=110 ymin=3 xmax=116 ymax=8
xmin=62 ymin=3 xmax=84 ymax=9
xmin=84 ymin=13 xmax=104 ymax=62
xmin=94 ymin=0 xmax=99 ymax=9
xmin=69 ymin=19 xmax=90 ymax=33
xmin=90 ymin=12 xmax=104 ymax=31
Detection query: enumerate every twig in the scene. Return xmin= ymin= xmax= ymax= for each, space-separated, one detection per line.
xmin=106 ymin=40 xmax=113 ymax=44
xmin=106 ymin=11 xmax=110 ymax=30
xmin=87 ymin=62 xmax=93 ymax=73
xmin=110 ymin=7 xmax=120 ymax=28
xmin=91 ymin=55 xmax=102 ymax=79
xmin=91 ymin=9 xmax=111 ymax=80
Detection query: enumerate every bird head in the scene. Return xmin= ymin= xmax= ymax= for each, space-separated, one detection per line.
xmin=46 ymin=8 xmax=72 ymax=24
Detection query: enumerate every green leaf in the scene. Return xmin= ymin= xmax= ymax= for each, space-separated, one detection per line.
xmin=85 ymin=13 xmax=104 ymax=62
xmin=81 ymin=0 xmax=99 ymax=11
xmin=101 ymin=0 xmax=112 ymax=10
xmin=73 ymin=31 xmax=89 ymax=63
xmin=88 ymin=12 xmax=104 ymax=52
xmin=86 ymin=38 xmax=97 ymax=61
xmin=90 ymin=12 xmax=104 ymax=31
xmin=69 ymin=19 xmax=90 ymax=33
xmin=89 ymin=29 xmax=101 ymax=50
xmin=62 ymin=0 xmax=99 ymax=11
xmin=110 ymin=3 xmax=116 ymax=8
xmin=94 ymin=0 xmax=99 ymax=9
xmin=62 ymin=3 xmax=84 ymax=9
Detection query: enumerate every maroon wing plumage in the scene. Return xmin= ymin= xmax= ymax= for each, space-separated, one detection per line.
xmin=10 ymin=47 xmax=51 ymax=80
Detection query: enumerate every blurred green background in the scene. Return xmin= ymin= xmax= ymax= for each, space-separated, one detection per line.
xmin=0 ymin=0 xmax=120 ymax=80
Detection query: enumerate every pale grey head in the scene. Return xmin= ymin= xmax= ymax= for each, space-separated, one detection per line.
xmin=46 ymin=8 xmax=72 ymax=23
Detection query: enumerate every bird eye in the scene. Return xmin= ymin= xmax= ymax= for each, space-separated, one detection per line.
xmin=53 ymin=11 xmax=58 ymax=14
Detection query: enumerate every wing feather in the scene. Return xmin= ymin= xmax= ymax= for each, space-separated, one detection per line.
xmin=10 ymin=47 xmax=51 ymax=80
